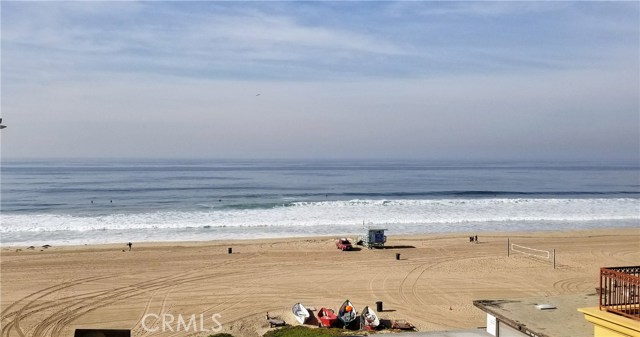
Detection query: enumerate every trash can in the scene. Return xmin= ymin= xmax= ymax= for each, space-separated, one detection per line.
xmin=396 ymin=253 xmax=401 ymax=260
xmin=376 ymin=301 xmax=383 ymax=312
xmin=228 ymin=247 xmax=232 ymax=254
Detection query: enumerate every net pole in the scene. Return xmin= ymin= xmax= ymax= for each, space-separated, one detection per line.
xmin=507 ymin=237 xmax=510 ymax=257
xmin=553 ymin=249 xmax=556 ymax=269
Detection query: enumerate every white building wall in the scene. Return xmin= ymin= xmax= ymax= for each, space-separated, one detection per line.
xmin=485 ymin=313 xmax=530 ymax=337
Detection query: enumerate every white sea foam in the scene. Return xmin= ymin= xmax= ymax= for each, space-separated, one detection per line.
xmin=2 ymin=198 xmax=638 ymax=235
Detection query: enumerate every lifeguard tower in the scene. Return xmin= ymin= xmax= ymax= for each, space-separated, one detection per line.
xmin=357 ymin=228 xmax=387 ymax=249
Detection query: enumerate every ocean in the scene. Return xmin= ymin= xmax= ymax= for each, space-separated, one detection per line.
xmin=1 ymin=159 xmax=638 ymax=246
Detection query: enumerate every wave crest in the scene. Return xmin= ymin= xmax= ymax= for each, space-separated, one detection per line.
xmin=2 ymin=198 xmax=638 ymax=233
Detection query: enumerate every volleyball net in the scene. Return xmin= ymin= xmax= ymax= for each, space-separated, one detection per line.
xmin=508 ymin=238 xmax=556 ymax=268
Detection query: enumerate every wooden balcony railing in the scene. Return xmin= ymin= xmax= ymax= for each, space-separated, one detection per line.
xmin=600 ymin=266 xmax=640 ymax=321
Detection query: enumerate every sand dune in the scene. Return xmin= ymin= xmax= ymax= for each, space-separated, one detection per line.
xmin=1 ymin=228 xmax=639 ymax=337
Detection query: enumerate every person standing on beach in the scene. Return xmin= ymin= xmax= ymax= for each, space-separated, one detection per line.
xmin=127 ymin=242 xmax=132 ymax=251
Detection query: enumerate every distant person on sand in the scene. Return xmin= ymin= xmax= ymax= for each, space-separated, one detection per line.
xmin=475 ymin=235 xmax=478 ymax=243
xmin=127 ymin=242 xmax=132 ymax=251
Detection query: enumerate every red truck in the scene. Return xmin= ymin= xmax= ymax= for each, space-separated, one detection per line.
xmin=335 ymin=238 xmax=353 ymax=251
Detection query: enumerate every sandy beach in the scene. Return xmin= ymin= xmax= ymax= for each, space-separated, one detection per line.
xmin=1 ymin=227 xmax=639 ymax=337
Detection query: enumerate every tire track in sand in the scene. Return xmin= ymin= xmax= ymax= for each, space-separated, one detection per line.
xmin=21 ymin=251 xmax=268 ymax=337
xmin=1 ymin=276 xmax=112 ymax=337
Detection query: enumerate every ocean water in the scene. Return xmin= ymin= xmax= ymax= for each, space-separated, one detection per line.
xmin=1 ymin=159 xmax=639 ymax=246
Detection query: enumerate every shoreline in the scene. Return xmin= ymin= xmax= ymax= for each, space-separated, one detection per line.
xmin=2 ymin=226 xmax=637 ymax=251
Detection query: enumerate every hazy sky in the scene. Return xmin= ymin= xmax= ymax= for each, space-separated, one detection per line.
xmin=1 ymin=1 xmax=639 ymax=161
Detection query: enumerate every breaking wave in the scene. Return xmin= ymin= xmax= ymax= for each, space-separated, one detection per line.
xmin=2 ymin=198 xmax=638 ymax=234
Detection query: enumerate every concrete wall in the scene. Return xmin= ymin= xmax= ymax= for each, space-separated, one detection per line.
xmin=485 ymin=313 xmax=528 ymax=337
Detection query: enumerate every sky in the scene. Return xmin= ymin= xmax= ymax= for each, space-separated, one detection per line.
xmin=1 ymin=1 xmax=639 ymax=161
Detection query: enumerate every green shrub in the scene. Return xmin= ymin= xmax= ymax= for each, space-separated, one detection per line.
xmin=207 ymin=334 xmax=235 ymax=337
xmin=263 ymin=326 xmax=349 ymax=337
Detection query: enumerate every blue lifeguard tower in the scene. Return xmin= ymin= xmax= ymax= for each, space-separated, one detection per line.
xmin=357 ymin=228 xmax=387 ymax=249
